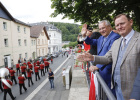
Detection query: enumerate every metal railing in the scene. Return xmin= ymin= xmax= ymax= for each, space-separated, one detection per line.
xmin=85 ymin=62 xmax=116 ymax=100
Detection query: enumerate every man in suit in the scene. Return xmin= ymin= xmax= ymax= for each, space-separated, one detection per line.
xmin=82 ymin=20 xmax=120 ymax=95
xmin=77 ymin=14 xmax=140 ymax=100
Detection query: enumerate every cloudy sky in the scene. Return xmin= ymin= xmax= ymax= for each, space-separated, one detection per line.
xmin=1 ymin=0 xmax=81 ymax=24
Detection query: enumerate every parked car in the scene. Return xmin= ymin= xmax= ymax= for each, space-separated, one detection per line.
xmin=46 ymin=54 xmax=51 ymax=61
xmin=36 ymin=56 xmax=45 ymax=62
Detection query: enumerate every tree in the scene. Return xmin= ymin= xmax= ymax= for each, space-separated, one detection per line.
xmin=51 ymin=0 xmax=140 ymax=31
xmin=50 ymin=22 xmax=80 ymax=42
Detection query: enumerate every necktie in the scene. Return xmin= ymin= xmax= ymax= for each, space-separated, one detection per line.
xmin=102 ymin=37 xmax=106 ymax=47
xmin=122 ymin=38 xmax=126 ymax=50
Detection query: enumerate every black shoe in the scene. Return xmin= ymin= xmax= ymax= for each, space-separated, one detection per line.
xmin=25 ymin=89 xmax=27 ymax=92
xmin=13 ymin=96 xmax=16 ymax=100
xmin=20 ymin=93 xmax=22 ymax=95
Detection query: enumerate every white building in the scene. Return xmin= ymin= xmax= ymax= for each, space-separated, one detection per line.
xmin=30 ymin=22 xmax=62 ymax=54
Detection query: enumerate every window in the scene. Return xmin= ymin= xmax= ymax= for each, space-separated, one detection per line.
xmin=49 ymin=40 xmax=51 ymax=44
xmin=25 ymin=53 xmax=28 ymax=58
xmin=4 ymin=39 xmax=8 ymax=47
xmin=24 ymin=27 xmax=26 ymax=33
xmin=19 ymin=54 xmax=22 ymax=59
xmin=34 ymin=40 xmax=36 ymax=45
xmin=32 ymin=40 xmax=33 ymax=46
xmin=49 ymin=35 xmax=51 ymax=38
xmin=17 ymin=26 xmax=20 ymax=32
xmin=18 ymin=39 xmax=21 ymax=46
xmin=42 ymin=49 xmax=44 ymax=55
xmin=24 ymin=40 xmax=27 ymax=46
xmin=38 ymin=39 xmax=40 ymax=45
xmin=3 ymin=22 xmax=7 ymax=30
xmin=54 ymin=33 xmax=55 ymax=37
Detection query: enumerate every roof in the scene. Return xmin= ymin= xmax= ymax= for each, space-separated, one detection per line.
xmin=0 ymin=2 xmax=31 ymax=27
xmin=0 ymin=2 xmax=15 ymax=21
xmin=14 ymin=18 xmax=31 ymax=27
xmin=30 ymin=22 xmax=62 ymax=33
xmin=30 ymin=25 xmax=50 ymax=40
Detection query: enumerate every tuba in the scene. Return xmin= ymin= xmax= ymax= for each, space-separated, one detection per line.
xmin=0 ymin=68 xmax=12 ymax=88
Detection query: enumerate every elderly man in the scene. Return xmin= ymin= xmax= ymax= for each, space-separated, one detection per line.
xmin=82 ymin=20 xmax=120 ymax=95
xmin=77 ymin=14 xmax=140 ymax=100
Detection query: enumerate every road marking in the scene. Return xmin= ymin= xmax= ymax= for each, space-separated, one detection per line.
xmin=25 ymin=55 xmax=71 ymax=100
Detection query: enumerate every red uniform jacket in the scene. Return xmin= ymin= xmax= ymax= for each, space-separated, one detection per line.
xmin=27 ymin=62 xmax=31 ymax=65
xmin=23 ymin=63 xmax=27 ymax=66
xmin=27 ymin=70 xmax=33 ymax=77
xmin=34 ymin=66 xmax=40 ymax=72
xmin=21 ymin=66 xmax=26 ymax=72
xmin=3 ymin=80 xmax=12 ymax=89
xmin=40 ymin=64 xmax=44 ymax=69
xmin=44 ymin=61 xmax=49 ymax=66
xmin=9 ymin=70 xmax=15 ymax=76
xmin=18 ymin=76 xmax=25 ymax=84
xmin=43 ymin=58 xmax=46 ymax=62
xmin=16 ymin=64 xmax=20 ymax=68
xmin=37 ymin=61 xmax=40 ymax=66
xmin=28 ymin=64 xmax=33 ymax=69
xmin=33 ymin=62 xmax=36 ymax=67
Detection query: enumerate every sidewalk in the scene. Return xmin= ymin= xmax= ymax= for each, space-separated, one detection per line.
xmin=68 ymin=57 xmax=89 ymax=100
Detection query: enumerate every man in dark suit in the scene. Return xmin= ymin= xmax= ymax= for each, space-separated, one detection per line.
xmin=78 ymin=14 xmax=140 ymax=100
xmin=82 ymin=21 xmax=120 ymax=95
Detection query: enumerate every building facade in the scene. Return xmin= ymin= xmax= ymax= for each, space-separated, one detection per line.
xmin=30 ymin=22 xmax=62 ymax=54
xmin=0 ymin=2 xmax=31 ymax=67
xmin=30 ymin=25 xmax=49 ymax=57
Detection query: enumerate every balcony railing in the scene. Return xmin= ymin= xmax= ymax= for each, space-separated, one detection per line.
xmin=84 ymin=62 xmax=116 ymax=100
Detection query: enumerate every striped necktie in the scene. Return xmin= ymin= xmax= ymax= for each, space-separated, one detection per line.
xmin=122 ymin=38 xmax=126 ymax=50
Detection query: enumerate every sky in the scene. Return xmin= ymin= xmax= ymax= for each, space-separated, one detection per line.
xmin=0 ymin=0 xmax=81 ymax=24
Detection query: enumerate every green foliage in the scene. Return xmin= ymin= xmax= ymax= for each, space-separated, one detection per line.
xmin=51 ymin=0 xmax=140 ymax=31
xmin=50 ymin=22 xmax=80 ymax=42
xmin=62 ymin=41 xmax=78 ymax=48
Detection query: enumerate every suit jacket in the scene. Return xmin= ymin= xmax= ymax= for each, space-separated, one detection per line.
xmin=85 ymin=31 xmax=120 ymax=83
xmin=94 ymin=31 xmax=140 ymax=99
xmin=130 ymin=67 xmax=140 ymax=99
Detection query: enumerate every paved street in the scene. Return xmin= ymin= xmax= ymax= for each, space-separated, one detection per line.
xmin=0 ymin=54 xmax=74 ymax=100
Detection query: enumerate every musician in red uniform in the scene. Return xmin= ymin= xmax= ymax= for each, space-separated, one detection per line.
xmin=18 ymin=73 xmax=27 ymax=94
xmin=40 ymin=62 xmax=45 ymax=76
xmin=16 ymin=63 xmax=20 ymax=76
xmin=28 ymin=63 xmax=33 ymax=72
xmin=27 ymin=61 xmax=31 ymax=66
xmin=2 ymin=76 xmax=16 ymax=100
xmin=9 ymin=68 xmax=17 ymax=84
xmin=27 ymin=69 xmax=34 ymax=87
xmin=43 ymin=58 xmax=47 ymax=63
xmin=51 ymin=57 xmax=53 ymax=64
xmin=34 ymin=65 xmax=41 ymax=81
xmin=37 ymin=60 xmax=40 ymax=66
xmin=44 ymin=61 xmax=50 ymax=73
xmin=23 ymin=62 xmax=27 ymax=66
xmin=33 ymin=61 xmax=36 ymax=67
xmin=20 ymin=64 xmax=27 ymax=79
